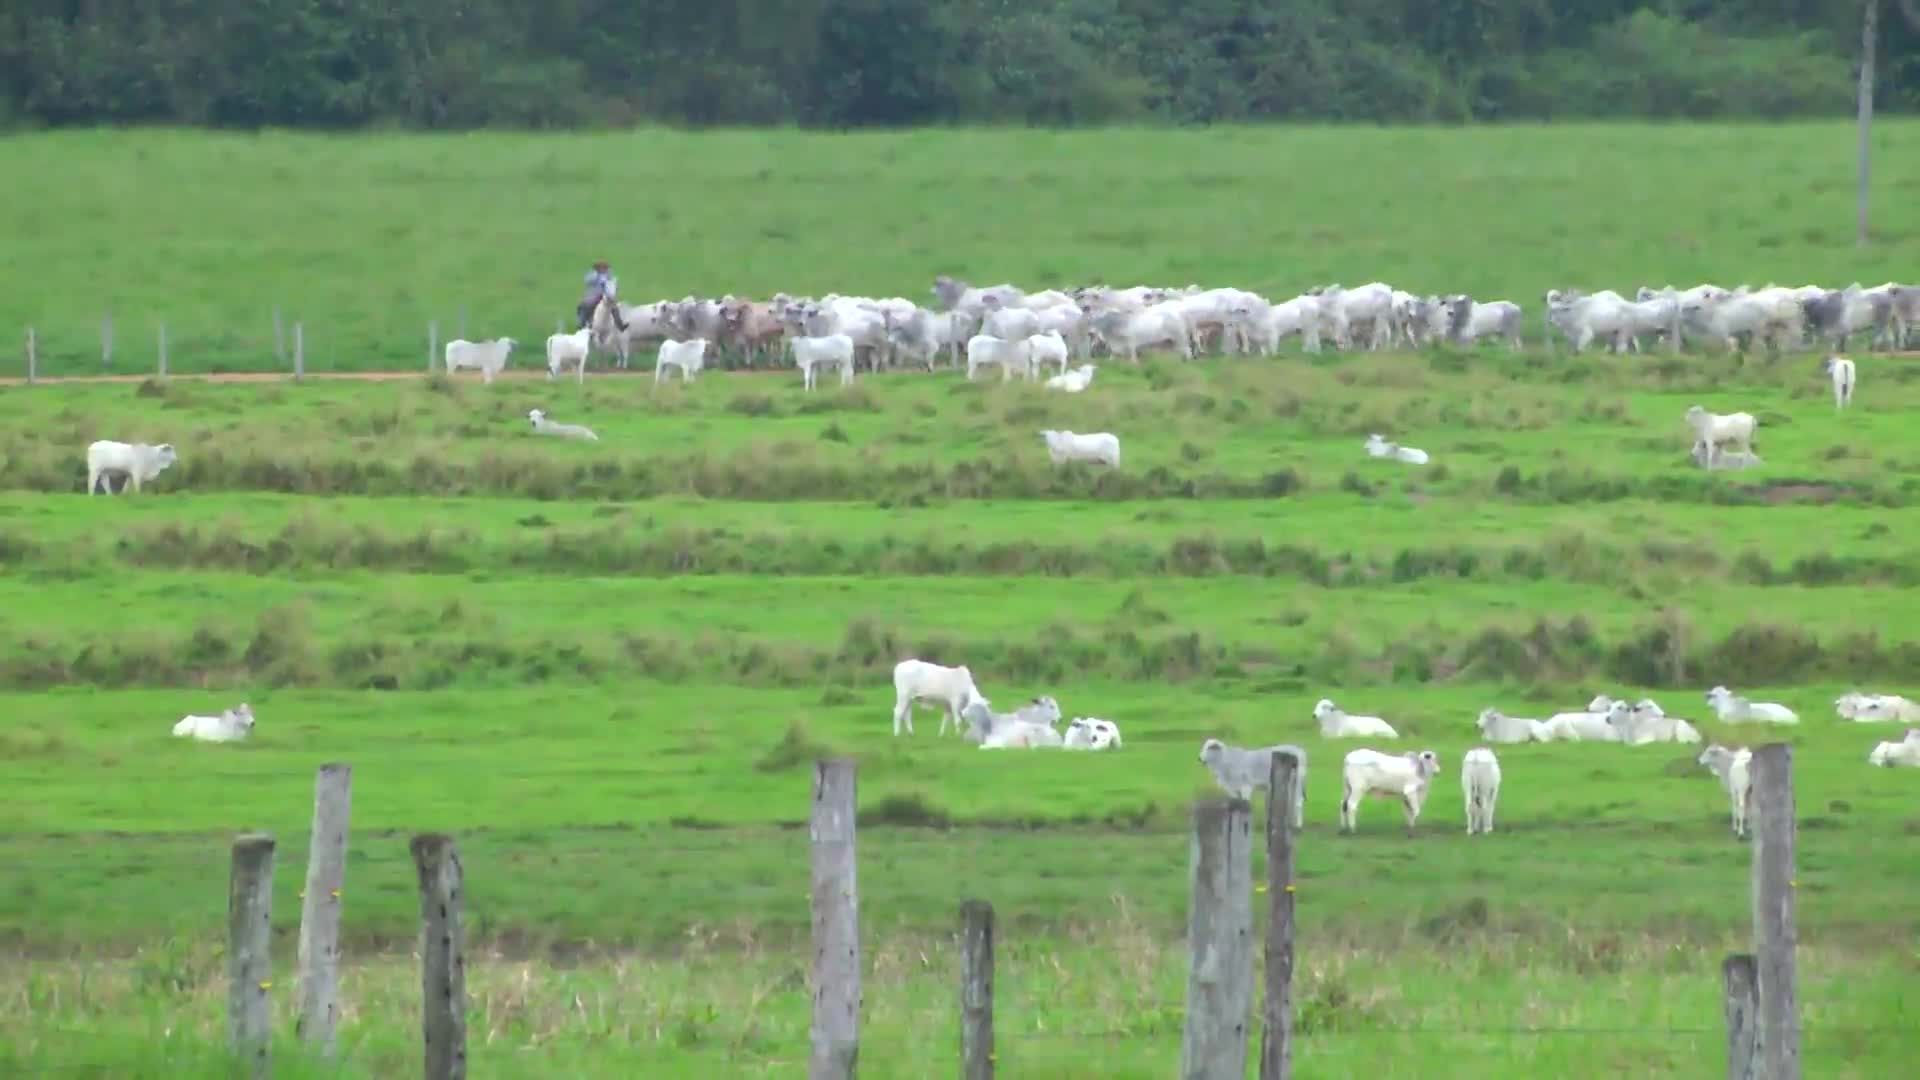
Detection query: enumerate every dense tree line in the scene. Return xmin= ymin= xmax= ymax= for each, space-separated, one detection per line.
xmin=1 ymin=1 xmax=1913 ymax=129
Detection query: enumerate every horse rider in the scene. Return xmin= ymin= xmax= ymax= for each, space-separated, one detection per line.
xmin=578 ymin=260 xmax=628 ymax=332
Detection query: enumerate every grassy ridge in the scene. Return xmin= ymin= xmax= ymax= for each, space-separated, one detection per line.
xmin=6 ymin=491 xmax=1917 ymax=585
xmin=5 ymin=356 xmax=1920 ymax=506
xmin=3 ymin=567 xmax=1919 ymax=692
xmin=5 ymin=123 xmax=1920 ymax=375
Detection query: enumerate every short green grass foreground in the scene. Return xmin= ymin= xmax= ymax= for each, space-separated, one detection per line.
xmin=6 ymin=122 xmax=1920 ymax=1077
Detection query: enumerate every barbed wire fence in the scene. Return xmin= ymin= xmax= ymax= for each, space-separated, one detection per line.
xmin=21 ymin=741 xmax=1899 ymax=1076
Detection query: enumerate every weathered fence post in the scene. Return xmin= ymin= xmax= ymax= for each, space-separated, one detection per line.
xmin=158 ymin=322 xmax=168 ymax=376
xmin=1723 ymin=953 xmax=1760 ymax=1080
xmin=428 ymin=320 xmax=438 ymax=372
xmin=411 ymin=834 xmax=467 ymax=1080
xmin=1181 ymin=798 xmax=1254 ymax=1080
xmin=1749 ymin=744 xmax=1799 ymax=1079
xmin=296 ymin=764 xmax=353 ymax=1056
xmin=1259 ymin=752 xmax=1302 ymax=1080
xmin=102 ymin=311 xmax=113 ymax=369
xmin=273 ymin=307 xmax=285 ymax=367
xmin=228 ymin=833 xmax=276 ymax=1078
xmin=24 ymin=327 xmax=34 ymax=384
xmin=959 ymin=899 xmax=994 ymax=1080
xmin=293 ymin=323 xmax=305 ymax=380
xmin=810 ymin=758 xmax=860 ymax=1080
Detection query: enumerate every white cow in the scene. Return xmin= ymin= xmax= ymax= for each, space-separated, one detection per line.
xmin=1234 ymin=296 xmax=1323 ymax=354
xmin=1823 ymin=355 xmax=1856 ymax=410
xmin=1446 ymin=297 xmax=1524 ymax=348
xmin=1339 ymin=748 xmax=1441 ymax=833
xmin=964 ymin=696 xmax=1063 ymax=747
xmin=1867 ymin=736 xmax=1920 ymax=767
xmin=1461 ymin=747 xmax=1501 ymax=835
xmin=1705 ymin=685 xmax=1797 ymax=725
xmin=1314 ymin=699 xmax=1399 ymax=738
xmin=1044 ymin=364 xmax=1096 ymax=393
xmin=792 ymin=333 xmax=856 ymax=391
xmin=545 ymin=327 xmax=593 ymax=384
xmin=1697 ymin=744 xmax=1754 ymax=838
xmin=443 ymin=337 xmax=516 ymax=383
xmin=86 ymin=440 xmax=178 ymax=495
xmin=1064 ymin=717 xmax=1122 ymax=750
xmin=1196 ymin=739 xmax=1307 ymax=828
xmin=931 ymin=276 xmax=1026 ymax=321
xmin=1683 ymin=406 xmax=1757 ymax=469
xmin=1364 ymin=434 xmax=1429 ymax=466
xmin=1039 ymin=429 xmax=1120 ymax=467
xmin=1835 ymin=691 xmax=1920 ymax=723
xmin=1476 ymin=708 xmax=1550 ymax=743
xmin=1084 ymin=305 xmax=1193 ymax=362
xmin=172 ymin=703 xmax=256 ymax=743
xmin=1023 ymin=331 xmax=1072 ymax=376
xmin=1317 ymin=283 xmax=1395 ymax=350
xmin=654 ymin=338 xmax=708 ymax=384
xmin=1545 ymin=289 xmax=1633 ymax=353
xmin=1542 ymin=700 xmax=1625 ymax=742
xmin=526 ymin=409 xmax=598 ymax=441
xmin=1613 ymin=700 xmax=1702 ymax=745
xmin=966 ymin=334 xmax=1032 ymax=381
xmin=891 ymin=660 xmax=985 ymax=737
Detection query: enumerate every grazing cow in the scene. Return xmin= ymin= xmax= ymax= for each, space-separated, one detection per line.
xmin=172 ymin=703 xmax=256 ymax=743
xmin=892 ymin=659 xmax=986 ymax=736
xmin=87 ymin=440 xmax=178 ymax=495
xmin=443 ymin=338 xmax=516 ymax=383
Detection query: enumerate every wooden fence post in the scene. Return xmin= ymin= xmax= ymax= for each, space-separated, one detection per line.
xmin=411 ymin=834 xmax=467 ymax=1080
xmin=1181 ymin=798 xmax=1254 ymax=1080
xmin=228 ymin=833 xmax=276 ymax=1078
xmin=959 ymin=899 xmax=994 ymax=1080
xmin=1723 ymin=953 xmax=1759 ymax=1080
xmin=1749 ymin=744 xmax=1799 ymax=1079
xmin=158 ymin=322 xmax=168 ymax=377
xmin=103 ymin=311 xmax=113 ymax=369
xmin=810 ymin=758 xmax=860 ymax=1080
xmin=24 ymin=327 xmax=34 ymax=384
xmin=1259 ymin=752 xmax=1302 ymax=1080
xmin=428 ymin=321 xmax=438 ymax=372
xmin=293 ymin=323 xmax=305 ymax=380
xmin=296 ymin=764 xmax=353 ymax=1056
xmin=274 ymin=307 xmax=285 ymax=367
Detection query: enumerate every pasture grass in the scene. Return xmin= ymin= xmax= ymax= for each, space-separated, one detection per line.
xmin=4 ymin=680 xmax=1917 ymax=951
xmin=5 ymin=490 xmax=1917 ymax=586
xmin=5 ymin=936 xmax=1916 ymax=1078
xmin=6 ymin=352 xmax=1920 ymax=507
xmin=7 ymin=123 xmax=1920 ymax=375
xmin=6 ymin=896 xmax=1916 ymax=1075
xmin=9 ymin=120 xmax=1920 ymax=1074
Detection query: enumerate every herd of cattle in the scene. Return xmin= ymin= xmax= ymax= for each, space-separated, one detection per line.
xmin=79 ymin=269 xmax=1920 ymax=836
xmin=427 ymin=274 xmax=1920 ymax=388
xmin=891 ymin=658 xmax=1920 ymax=836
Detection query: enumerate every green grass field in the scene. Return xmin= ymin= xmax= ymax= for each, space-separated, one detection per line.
xmin=4 ymin=124 xmax=1920 ymax=1078
xmin=5 ymin=121 xmax=1920 ymax=375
